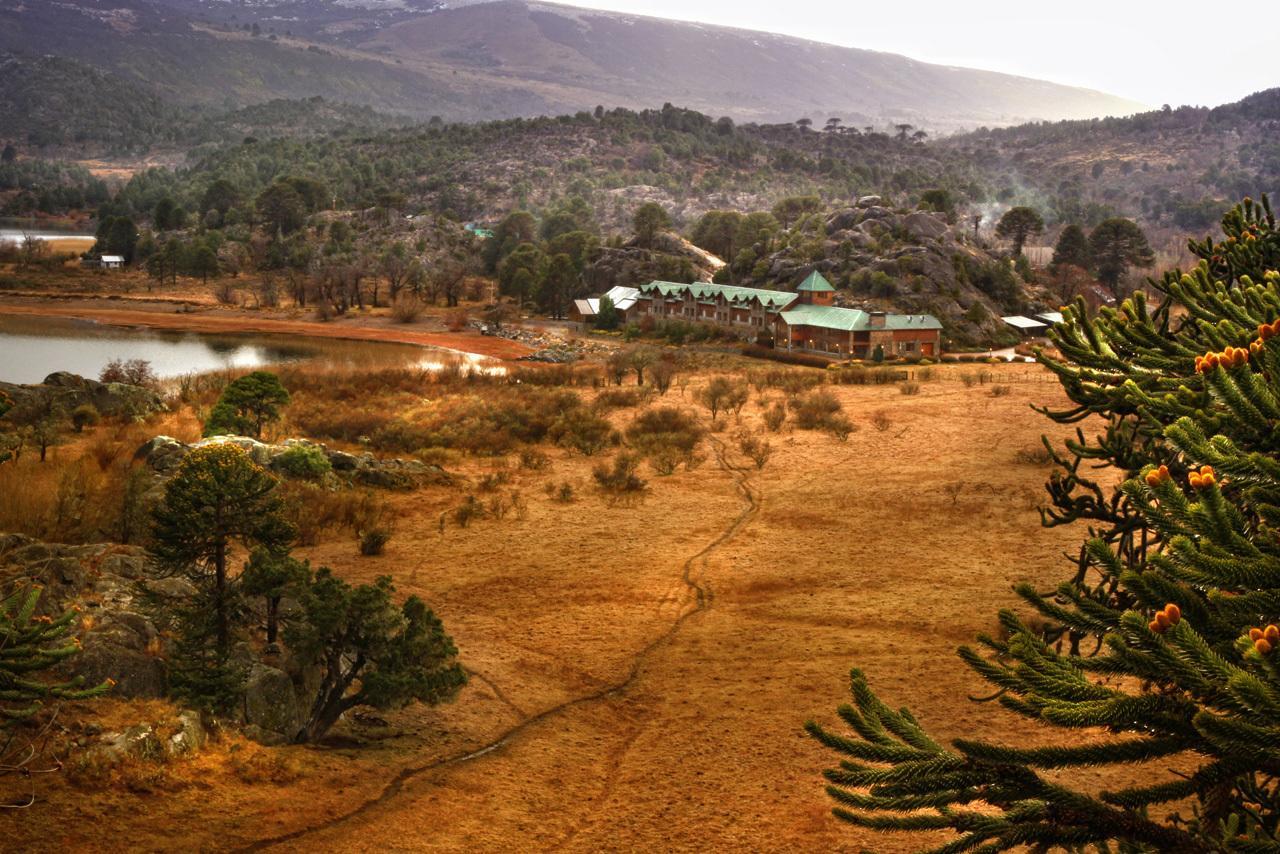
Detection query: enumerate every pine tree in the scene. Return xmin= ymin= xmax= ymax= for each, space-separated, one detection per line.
xmin=203 ymin=371 xmax=290 ymax=438
xmin=995 ymin=206 xmax=1045 ymax=257
xmin=1051 ymin=223 xmax=1091 ymax=271
xmin=808 ymin=196 xmax=1280 ymax=851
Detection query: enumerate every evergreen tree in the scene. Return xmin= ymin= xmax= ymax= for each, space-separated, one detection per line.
xmin=151 ymin=444 xmax=294 ymax=710
xmin=809 ymin=196 xmax=1280 ymax=851
xmin=633 ymin=202 xmax=671 ymax=248
xmin=1090 ymin=216 xmax=1157 ymax=298
xmin=204 ymin=371 xmax=290 ymax=438
xmin=285 ymin=569 xmax=466 ymax=743
xmin=995 ymin=206 xmax=1045 ymax=257
xmin=240 ymin=549 xmax=309 ymax=646
xmin=1 ymin=584 xmax=111 ymax=726
xmin=1051 ymin=223 xmax=1091 ymax=270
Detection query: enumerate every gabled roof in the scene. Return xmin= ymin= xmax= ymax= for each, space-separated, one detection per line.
xmin=1002 ymin=315 xmax=1048 ymax=330
xmin=638 ymin=280 xmax=796 ymax=309
xmin=796 ymin=271 xmax=835 ymax=293
xmin=779 ymin=304 xmax=868 ymax=331
xmin=780 ymin=305 xmax=943 ymax=332
xmin=1035 ymin=311 xmax=1064 ymax=325
xmin=100 ymin=255 xmax=124 ymax=263
xmin=602 ymin=285 xmax=639 ymax=311
xmin=573 ymin=298 xmax=599 ymax=316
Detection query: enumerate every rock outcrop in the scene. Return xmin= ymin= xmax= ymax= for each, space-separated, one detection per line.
xmin=0 ymin=372 xmax=165 ymax=420
xmin=136 ymin=435 xmax=448 ymax=490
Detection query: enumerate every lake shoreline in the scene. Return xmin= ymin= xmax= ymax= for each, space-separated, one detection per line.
xmin=0 ymin=297 xmax=535 ymax=362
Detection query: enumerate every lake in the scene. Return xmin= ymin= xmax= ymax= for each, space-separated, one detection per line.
xmin=0 ymin=314 xmax=503 ymax=385
xmin=0 ymin=220 xmax=96 ymax=246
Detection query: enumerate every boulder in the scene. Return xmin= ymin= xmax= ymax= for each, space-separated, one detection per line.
xmin=242 ymin=663 xmax=303 ymax=742
xmin=824 ymin=208 xmax=861 ymax=234
xmin=903 ymin=211 xmax=949 ymax=242
xmin=856 ymin=195 xmax=884 ymax=208
xmin=167 ymin=710 xmax=205 ymax=757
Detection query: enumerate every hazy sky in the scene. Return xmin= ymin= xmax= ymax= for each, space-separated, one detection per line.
xmin=560 ymin=0 xmax=1278 ymax=108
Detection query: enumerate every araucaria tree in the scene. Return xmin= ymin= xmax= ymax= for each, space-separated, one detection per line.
xmin=808 ymin=197 xmax=1280 ymax=851
xmin=995 ymin=206 xmax=1044 ymax=257
xmin=204 ymin=370 xmax=291 ymax=438
xmin=151 ymin=444 xmax=294 ymax=709
xmin=1 ymin=584 xmax=111 ymax=726
xmin=1089 ymin=216 xmax=1156 ymax=298
xmin=286 ymin=569 xmax=466 ymax=743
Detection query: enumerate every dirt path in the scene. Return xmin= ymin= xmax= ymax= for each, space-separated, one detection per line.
xmin=241 ymin=437 xmax=761 ymax=852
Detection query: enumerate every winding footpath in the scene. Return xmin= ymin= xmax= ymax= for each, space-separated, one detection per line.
xmin=238 ymin=436 xmax=761 ymax=852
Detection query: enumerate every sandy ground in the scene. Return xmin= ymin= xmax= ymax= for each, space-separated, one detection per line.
xmin=2 ymin=363 xmax=1137 ymax=852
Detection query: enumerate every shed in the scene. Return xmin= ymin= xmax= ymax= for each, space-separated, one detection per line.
xmin=1001 ymin=315 xmax=1048 ymax=337
xmin=1035 ymin=311 xmax=1065 ymax=326
xmin=100 ymin=255 xmax=124 ymax=269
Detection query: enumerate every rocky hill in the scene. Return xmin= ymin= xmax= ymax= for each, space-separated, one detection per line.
xmin=722 ymin=200 xmax=1045 ymax=347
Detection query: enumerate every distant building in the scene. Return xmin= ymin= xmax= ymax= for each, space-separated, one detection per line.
xmin=570 ymin=285 xmax=640 ymax=325
xmin=99 ymin=255 xmax=124 ymax=270
xmin=1001 ymin=315 xmax=1049 ymax=337
xmin=631 ymin=271 xmax=942 ymax=358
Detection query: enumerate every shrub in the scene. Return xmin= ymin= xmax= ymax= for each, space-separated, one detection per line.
xmin=544 ymin=481 xmax=575 ymax=503
xmin=549 ymin=408 xmax=614 ymax=455
xmin=990 ymin=384 xmax=1012 ymax=397
xmin=274 ymin=444 xmax=332 ymax=480
xmin=1014 ymin=445 xmax=1053 ymax=465
xmin=100 ymin=358 xmax=157 ymax=387
xmin=763 ymin=402 xmax=787 ymax=432
xmin=358 ymin=528 xmax=392 ymax=556
xmin=738 ymin=433 xmax=773 ymax=469
xmin=650 ymin=358 xmax=677 ymax=395
xmin=899 ymin=381 xmax=920 ymax=395
xmin=869 ymin=410 xmax=892 ymax=432
xmin=826 ymin=414 xmax=855 ymax=441
xmin=791 ymin=389 xmax=842 ymax=429
xmin=519 ymin=448 xmax=549 ymax=470
xmin=71 ymin=404 xmax=100 ymax=433
xmin=626 ymin=406 xmax=704 ymax=473
xmin=593 ymin=387 xmax=650 ymax=410
xmin=593 ymin=452 xmax=646 ymax=499
xmin=740 ymin=344 xmax=831 ymax=368
xmin=390 ymin=293 xmax=426 ymax=323
xmin=453 ymin=495 xmax=484 ymax=527
xmin=698 ymin=377 xmax=749 ymax=419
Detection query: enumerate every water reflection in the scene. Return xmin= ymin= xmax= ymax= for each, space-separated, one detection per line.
xmin=0 ymin=314 xmax=505 ymax=384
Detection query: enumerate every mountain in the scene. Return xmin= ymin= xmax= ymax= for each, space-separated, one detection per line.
xmin=0 ymin=0 xmax=1144 ymax=128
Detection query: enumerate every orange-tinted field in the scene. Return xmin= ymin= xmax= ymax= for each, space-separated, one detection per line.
xmin=13 ymin=363 xmax=1113 ymax=852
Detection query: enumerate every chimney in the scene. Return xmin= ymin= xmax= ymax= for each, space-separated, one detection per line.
xmin=869 ymin=311 xmax=887 ymax=329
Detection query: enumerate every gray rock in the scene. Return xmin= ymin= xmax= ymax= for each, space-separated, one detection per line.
xmin=243 ymin=663 xmax=302 ymax=741
xmin=903 ymin=211 xmax=949 ymax=242
xmin=856 ymin=195 xmax=884 ymax=208
xmin=167 ymin=710 xmax=205 ymax=757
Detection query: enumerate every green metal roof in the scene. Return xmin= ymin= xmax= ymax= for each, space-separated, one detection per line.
xmin=779 ymin=304 xmax=867 ymax=331
xmin=796 ymin=271 xmax=835 ymax=292
xmin=640 ymin=280 xmax=796 ymax=308
xmin=876 ymin=314 xmax=944 ymax=330
xmin=780 ymin=305 xmax=943 ymax=332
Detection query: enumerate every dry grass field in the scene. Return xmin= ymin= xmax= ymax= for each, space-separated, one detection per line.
xmin=7 ymin=362 xmax=1121 ymax=852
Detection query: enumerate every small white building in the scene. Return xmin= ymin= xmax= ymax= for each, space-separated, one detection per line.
xmin=1001 ymin=315 xmax=1048 ymax=338
xmin=100 ymin=255 xmax=124 ymax=269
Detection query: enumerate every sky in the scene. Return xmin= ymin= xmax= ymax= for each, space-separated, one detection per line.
xmin=556 ymin=0 xmax=1278 ymax=108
